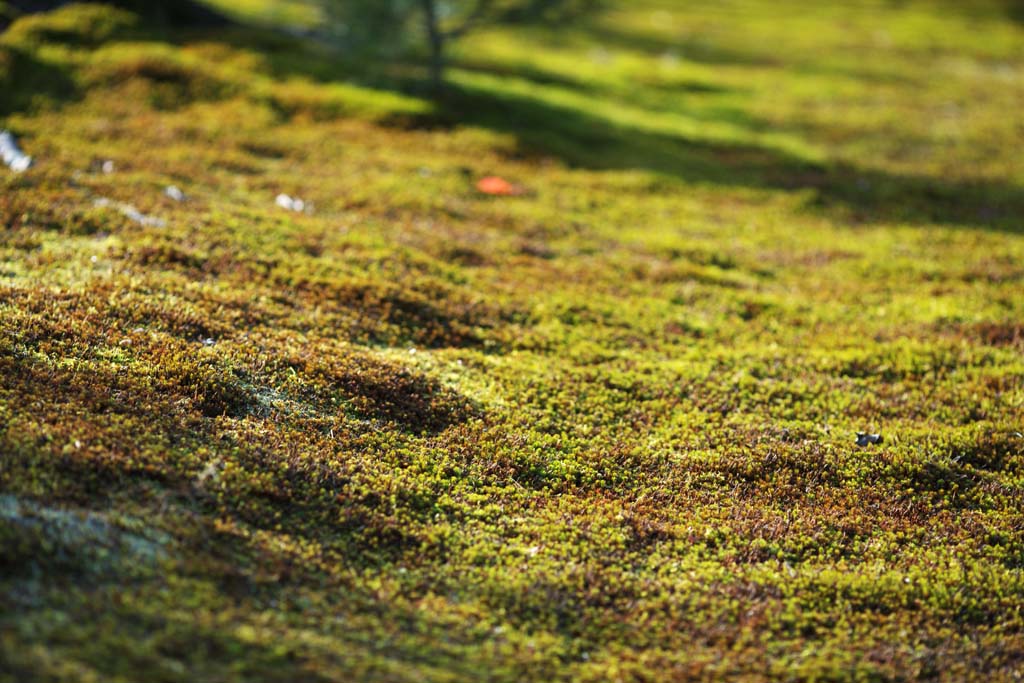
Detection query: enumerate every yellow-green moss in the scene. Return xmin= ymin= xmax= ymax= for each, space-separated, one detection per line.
xmin=1 ymin=1 xmax=1023 ymax=682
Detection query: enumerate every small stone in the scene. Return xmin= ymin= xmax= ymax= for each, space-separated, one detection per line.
xmin=102 ymin=160 xmax=115 ymax=174
xmin=165 ymin=185 xmax=186 ymax=202
xmin=123 ymin=205 xmax=166 ymax=228
xmin=94 ymin=197 xmax=166 ymax=228
xmin=276 ymin=193 xmax=306 ymax=212
xmin=856 ymin=432 xmax=883 ymax=447
xmin=0 ymin=130 xmax=33 ymax=172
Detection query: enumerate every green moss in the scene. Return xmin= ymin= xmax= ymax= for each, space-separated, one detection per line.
xmin=263 ymin=78 xmax=435 ymax=124
xmin=0 ymin=3 xmax=137 ymax=49
xmin=1 ymin=0 xmax=1024 ymax=681
xmin=84 ymin=42 xmax=239 ymax=109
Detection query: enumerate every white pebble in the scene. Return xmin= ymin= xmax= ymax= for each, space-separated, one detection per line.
xmin=275 ymin=193 xmax=307 ymax=213
xmin=0 ymin=130 xmax=33 ymax=172
xmin=94 ymin=197 xmax=166 ymax=228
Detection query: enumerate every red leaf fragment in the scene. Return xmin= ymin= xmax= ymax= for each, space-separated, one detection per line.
xmin=476 ymin=176 xmax=524 ymax=196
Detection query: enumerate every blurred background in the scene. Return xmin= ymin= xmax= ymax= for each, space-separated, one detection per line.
xmin=3 ymin=0 xmax=1023 ymax=230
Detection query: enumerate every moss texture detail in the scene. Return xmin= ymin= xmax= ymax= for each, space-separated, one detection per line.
xmin=1 ymin=2 xmax=1024 ymax=681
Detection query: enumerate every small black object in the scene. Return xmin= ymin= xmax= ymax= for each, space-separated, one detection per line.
xmin=856 ymin=432 xmax=882 ymax=447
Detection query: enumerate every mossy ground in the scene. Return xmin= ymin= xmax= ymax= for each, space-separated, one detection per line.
xmin=1 ymin=1 xmax=1023 ymax=681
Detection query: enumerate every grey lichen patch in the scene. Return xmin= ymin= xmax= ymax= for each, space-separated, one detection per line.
xmin=242 ymin=380 xmax=321 ymax=420
xmin=0 ymin=495 xmax=172 ymax=579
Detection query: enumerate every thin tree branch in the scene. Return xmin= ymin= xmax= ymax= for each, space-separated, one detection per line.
xmin=419 ymin=0 xmax=446 ymax=90
xmin=443 ymin=0 xmax=496 ymax=39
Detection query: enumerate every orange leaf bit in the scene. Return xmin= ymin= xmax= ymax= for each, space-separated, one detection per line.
xmin=476 ymin=176 xmax=524 ymax=196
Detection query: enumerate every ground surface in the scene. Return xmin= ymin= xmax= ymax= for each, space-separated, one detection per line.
xmin=1 ymin=1 xmax=1023 ymax=681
